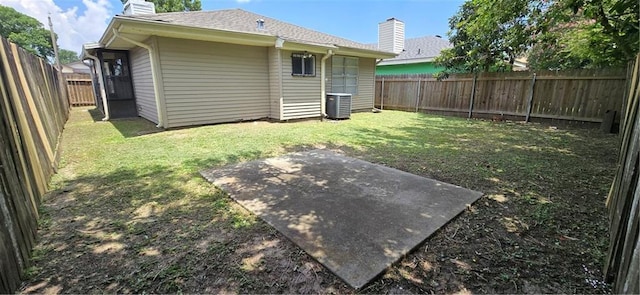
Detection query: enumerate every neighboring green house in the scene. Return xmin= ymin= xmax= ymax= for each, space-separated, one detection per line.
xmin=375 ymin=18 xmax=452 ymax=75
xmin=376 ymin=36 xmax=452 ymax=75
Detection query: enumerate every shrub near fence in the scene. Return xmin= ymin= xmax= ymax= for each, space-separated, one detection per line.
xmin=0 ymin=38 xmax=69 ymax=293
xmin=376 ymin=68 xmax=627 ymax=123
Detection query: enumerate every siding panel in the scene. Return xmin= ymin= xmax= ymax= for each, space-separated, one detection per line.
xmin=353 ymin=57 xmax=375 ymax=110
xmin=267 ymin=47 xmax=281 ymax=119
xmin=281 ymin=50 xmax=322 ymax=120
xmin=157 ymin=38 xmax=270 ymax=127
xmin=130 ymin=46 xmax=157 ymax=123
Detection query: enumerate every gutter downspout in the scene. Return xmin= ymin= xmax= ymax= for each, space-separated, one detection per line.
xmin=320 ymin=49 xmax=334 ymax=119
xmin=275 ymin=38 xmax=284 ymax=120
xmin=83 ymin=48 xmax=110 ymax=120
xmin=112 ymin=28 xmax=166 ymax=128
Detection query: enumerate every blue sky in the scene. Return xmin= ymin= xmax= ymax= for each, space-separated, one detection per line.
xmin=0 ymin=0 xmax=463 ymax=53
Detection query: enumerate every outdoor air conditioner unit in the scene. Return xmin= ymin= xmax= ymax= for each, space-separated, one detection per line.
xmin=326 ymin=93 xmax=352 ymax=119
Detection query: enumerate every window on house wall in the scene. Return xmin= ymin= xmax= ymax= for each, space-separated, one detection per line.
xmin=291 ymin=53 xmax=315 ymax=76
xmin=331 ymin=56 xmax=358 ymax=94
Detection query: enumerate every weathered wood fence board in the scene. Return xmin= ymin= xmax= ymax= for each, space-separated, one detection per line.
xmin=376 ymin=68 xmax=627 ymax=123
xmin=605 ymin=54 xmax=639 ymax=294
xmin=0 ymin=37 xmax=69 ymax=293
xmin=65 ymin=73 xmax=95 ymax=106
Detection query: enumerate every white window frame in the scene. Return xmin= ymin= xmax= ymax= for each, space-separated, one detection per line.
xmin=331 ymin=56 xmax=358 ymax=94
xmin=291 ymin=53 xmax=316 ymax=77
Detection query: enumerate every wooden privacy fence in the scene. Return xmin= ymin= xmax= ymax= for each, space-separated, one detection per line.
xmin=605 ymin=54 xmax=639 ymax=294
xmin=376 ymin=68 xmax=627 ymax=123
xmin=65 ymin=73 xmax=95 ymax=106
xmin=0 ymin=38 xmax=69 ymax=293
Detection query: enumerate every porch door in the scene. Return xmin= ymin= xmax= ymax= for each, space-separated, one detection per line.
xmin=99 ymin=50 xmax=137 ymax=118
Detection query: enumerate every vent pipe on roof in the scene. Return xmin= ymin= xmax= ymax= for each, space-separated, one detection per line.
xmin=256 ymin=19 xmax=265 ymax=30
xmin=123 ymin=0 xmax=156 ymax=15
xmin=378 ymin=17 xmax=404 ymax=54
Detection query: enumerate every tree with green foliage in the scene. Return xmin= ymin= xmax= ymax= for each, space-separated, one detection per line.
xmin=568 ymin=0 xmax=638 ymax=60
xmin=528 ymin=0 xmax=638 ymax=70
xmin=0 ymin=5 xmax=53 ymax=58
xmin=437 ymin=0 xmax=639 ymax=74
xmin=120 ymin=0 xmax=201 ymax=13
xmin=435 ymin=0 xmax=541 ymax=75
xmin=59 ymin=49 xmax=80 ymax=64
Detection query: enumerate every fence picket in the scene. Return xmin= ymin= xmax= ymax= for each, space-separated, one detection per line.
xmin=604 ymin=54 xmax=639 ymax=294
xmin=0 ymin=37 xmax=69 ymax=293
xmin=64 ymin=73 xmax=95 ymax=106
xmin=375 ymin=69 xmax=627 ymax=123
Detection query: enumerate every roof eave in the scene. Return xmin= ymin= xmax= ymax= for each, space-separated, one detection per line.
xmin=81 ymin=42 xmax=103 ymax=60
xmin=378 ymin=56 xmax=437 ymax=65
xmin=334 ymin=47 xmax=397 ymax=59
xmin=276 ymin=38 xmax=337 ymax=53
xmin=104 ymin=16 xmax=277 ymax=49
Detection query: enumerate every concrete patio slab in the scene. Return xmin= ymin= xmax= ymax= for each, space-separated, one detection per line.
xmin=200 ymin=150 xmax=483 ymax=289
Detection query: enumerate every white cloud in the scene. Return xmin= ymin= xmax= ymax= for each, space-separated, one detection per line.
xmin=0 ymin=0 xmax=113 ymax=54
xmin=236 ymin=0 xmax=251 ymax=3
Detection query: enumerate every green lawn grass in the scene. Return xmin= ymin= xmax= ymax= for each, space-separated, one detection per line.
xmin=23 ymin=107 xmax=619 ymax=294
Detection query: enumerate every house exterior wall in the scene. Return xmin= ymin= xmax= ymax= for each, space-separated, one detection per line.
xmin=267 ymin=47 xmax=281 ymax=120
xmin=353 ymin=57 xmax=376 ymax=110
xmin=156 ymin=37 xmax=270 ymax=127
xmin=326 ymin=56 xmax=375 ymax=111
xmin=280 ymin=50 xmax=322 ymax=120
xmin=129 ymin=46 xmax=158 ymax=123
xmin=376 ymin=62 xmax=445 ymax=75
xmin=271 ymin=52 xmax=376 ymax=120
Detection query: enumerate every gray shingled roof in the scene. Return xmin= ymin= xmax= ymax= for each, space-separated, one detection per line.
xmin=122 ymin=9 xmax=381 ymax=52
xmin=384 ymin=36 xmax=452 ymax=61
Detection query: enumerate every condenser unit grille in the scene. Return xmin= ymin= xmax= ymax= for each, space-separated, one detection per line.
xmin=326 ymin=93 xmax=352 ymax=119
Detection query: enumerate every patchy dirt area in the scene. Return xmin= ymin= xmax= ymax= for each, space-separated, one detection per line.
xmin=20 ymin=109 xmax=617 ymax=294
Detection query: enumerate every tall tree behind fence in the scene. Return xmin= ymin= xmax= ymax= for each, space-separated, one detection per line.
xmin=65 ymin=73 xmax=95 ymax=106
xmin=0 ymin=38 xmax=69 ymax=293
xmin=605 ymin=54 xmax=639 ymax=294
xmin=376 ymin=68 xmax=627 ymax=123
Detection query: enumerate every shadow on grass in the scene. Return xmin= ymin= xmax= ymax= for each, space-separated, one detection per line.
xmin=275 ymin=114 xmax=618 ymax=293
xmin=87 ymin=108 xmax=162 ymax=138
xmin=316 ymin=115 xmax=616 ymax=293
xmin=23 ymin=111 xmax=618 ymax=294
xmin=25 ymin=160 xmax=351 ymax=294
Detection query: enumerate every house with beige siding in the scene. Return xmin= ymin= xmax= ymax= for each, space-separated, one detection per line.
xmin=82 ymin=0 xmax=395 ymax=128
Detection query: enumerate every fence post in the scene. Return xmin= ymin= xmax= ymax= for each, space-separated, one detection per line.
xmin=525 ymin=73 xmax=537 ymax=122
xmin=415 ymin=79 xmax=421 ymax=112
xmin=619 ymin=61 xmax=634 ymax=131
xmin=380 ymin=77 xmax=385 ymax=110
xmin=468 ymin=73 xmax=477 ymax=119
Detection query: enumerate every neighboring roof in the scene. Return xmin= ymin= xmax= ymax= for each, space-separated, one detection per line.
xmin=94 ymin=9 xmax=395 ymax=59
xmin=513 ymin=56 xmax=529 ymax=70
xmin=62 ymin=61 xmax=91 ymax=74
xmin=377 ymin=36 xmax=452 ymax=66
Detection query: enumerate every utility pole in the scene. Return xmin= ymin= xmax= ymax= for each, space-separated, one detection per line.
xmin=48 ymin=13 xmax=69 ymax=107
xmin=48 ymin=13 xmax=61 ymax=70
